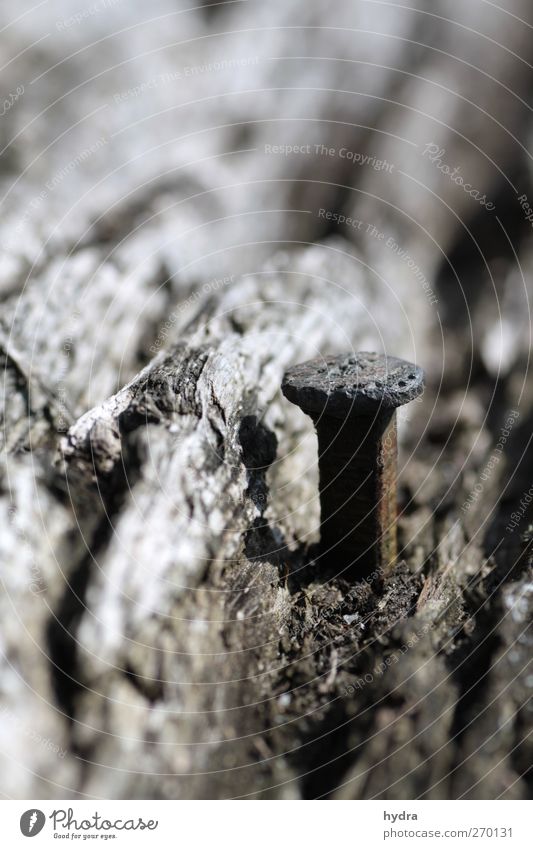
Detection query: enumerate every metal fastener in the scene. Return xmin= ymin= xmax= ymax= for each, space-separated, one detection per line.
xmin=281 ymin=352 xmax=424 ymax=579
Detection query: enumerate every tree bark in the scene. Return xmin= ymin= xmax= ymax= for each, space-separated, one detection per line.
xmin=0 ymin=0 xmax=531 ymax=800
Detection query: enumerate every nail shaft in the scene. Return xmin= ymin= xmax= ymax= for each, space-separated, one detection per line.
xmin=314 ymin=410 xmax=397 ymax=577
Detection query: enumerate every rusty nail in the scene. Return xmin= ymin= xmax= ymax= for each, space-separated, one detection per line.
xmin=281 ymin=352 xmax=424 ymax=579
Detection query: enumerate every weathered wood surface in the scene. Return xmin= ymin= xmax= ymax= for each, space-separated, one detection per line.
xmin=0 ymin=0 xmax=532 ymax=799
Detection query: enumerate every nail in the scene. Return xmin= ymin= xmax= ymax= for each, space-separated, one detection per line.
xmin=282 ymin=352 xmax=424 ymax=579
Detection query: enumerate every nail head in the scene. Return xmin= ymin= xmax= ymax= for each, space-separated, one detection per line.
xmin=281 ymin=352 xmax=424 ymax=418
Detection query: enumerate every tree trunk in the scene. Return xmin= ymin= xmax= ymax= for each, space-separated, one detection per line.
xmin=0 ymin=0 xmax=531 ymax=800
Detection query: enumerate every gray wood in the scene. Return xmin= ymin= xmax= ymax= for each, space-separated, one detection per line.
xmin=0 ymin=0 xmax=531 ymax=800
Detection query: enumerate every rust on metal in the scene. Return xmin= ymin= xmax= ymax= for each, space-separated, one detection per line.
xmin=282 ymin=352 xmax=424 ymax=579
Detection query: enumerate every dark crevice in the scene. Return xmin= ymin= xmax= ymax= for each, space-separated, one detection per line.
xmin=46 ymin=343 xmax=218 ymax=731
xmin=238 ymin=415 xmax=278 ymax=513
xmin=247 ymin=535 xmax=422 ymax=798
xmin=295 ymin=565 xmax=421 ymax=799
xmin=435 ymin=167 xmax=532 ymax=329
xmin=0 ymin=343 xmax=74 ymax=445
xmin=124 ymin=662 xmax=164 ymax=703
xmin=445 ymin=507 xmax=532 ymax=794
xmin=46 ymin=435 xmax=145 ymax=731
